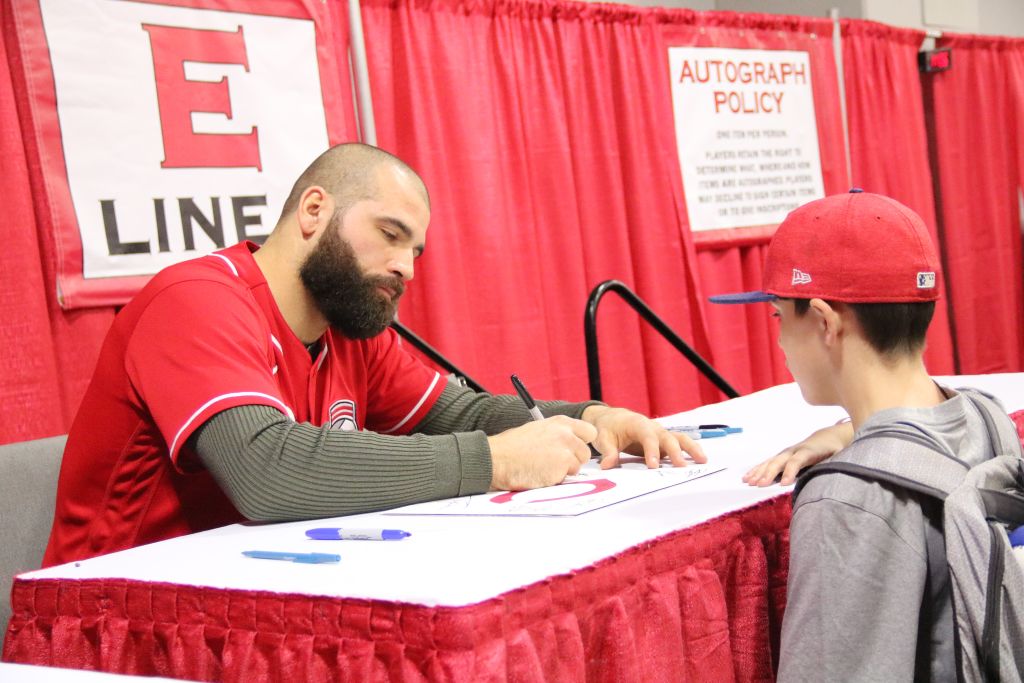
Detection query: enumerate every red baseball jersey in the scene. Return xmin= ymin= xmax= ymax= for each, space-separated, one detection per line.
xmin=43 ymin=242 xmax=443 ymax=566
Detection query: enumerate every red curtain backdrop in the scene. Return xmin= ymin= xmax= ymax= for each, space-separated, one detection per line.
xmin=363 ymin=0 xmax=727 ymax=417
xmin=664 ymin=14 xmax=851 ymax=396
xmin=0 ymin=1 xmax=356 ymax=445
xmin=0 ymin=3 xmax=115 ymax=443
xmin=841 ymin=20 xmax=955 ymax=375
xmin=926 ymin=33 xmax=1024 ymax=374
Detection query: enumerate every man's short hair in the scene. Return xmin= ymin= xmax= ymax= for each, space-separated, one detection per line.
xmin=277 ymin=143 xmax=429 ymax=223
xmin=791 ymin=298 xmax=936 ymax=356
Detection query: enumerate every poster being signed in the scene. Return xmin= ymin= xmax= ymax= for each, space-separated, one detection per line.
xmin=384 ymin=462 xmax=726 ymax=517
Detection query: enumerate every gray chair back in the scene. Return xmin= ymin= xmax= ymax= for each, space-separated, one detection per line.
xmin=0 ymin=435 xmax=66 ymax=639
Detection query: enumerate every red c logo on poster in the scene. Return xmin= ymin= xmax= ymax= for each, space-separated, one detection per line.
xmin=490 ymin=478 xmax=616 ymax=504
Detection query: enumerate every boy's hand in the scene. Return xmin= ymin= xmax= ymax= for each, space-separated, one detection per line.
xmin=743 ymin=420 xmax=854 ymax=486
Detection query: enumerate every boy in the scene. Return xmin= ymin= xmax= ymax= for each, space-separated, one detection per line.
xmin=709 ymin=189 xmax=1022 ymax=680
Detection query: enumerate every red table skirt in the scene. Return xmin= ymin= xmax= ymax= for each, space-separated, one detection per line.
xmin=4 ymin=496 xmax=792 ymax=683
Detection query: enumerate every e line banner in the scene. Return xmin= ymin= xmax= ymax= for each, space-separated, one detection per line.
xmin=7 ymin=0 xmax=353 ymax=309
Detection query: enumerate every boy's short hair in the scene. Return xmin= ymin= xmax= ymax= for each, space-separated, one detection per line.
xmin=789 ymin=298 xmax=936 ymax=356
xmin=708 ymin=189 xmax=942 ymax=306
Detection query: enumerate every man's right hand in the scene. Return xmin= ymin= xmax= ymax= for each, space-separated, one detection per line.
xmin=487 ymin=416 xmax=598 ymax=490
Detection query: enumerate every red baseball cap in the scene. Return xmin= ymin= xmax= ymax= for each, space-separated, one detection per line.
xmin=709 ymin=190 xmax=941 ymax=304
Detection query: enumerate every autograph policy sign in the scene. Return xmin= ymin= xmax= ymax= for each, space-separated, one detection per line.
xmin=668 ymin=47 xmax=825 ymax=233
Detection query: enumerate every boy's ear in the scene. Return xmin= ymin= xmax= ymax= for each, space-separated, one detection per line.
xmin=808 ymin=298 xmax=844 ymax=345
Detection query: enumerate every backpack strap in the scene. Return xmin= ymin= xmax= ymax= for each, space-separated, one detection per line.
xmin=944 ymin=455 xmax=1024 ymax=682
xmin=794 ymin=430 xmax=967 ymax=502
xmin=958 ymin=389 xmax=1022 ymax=459
xmin=794 ymin=387 xmax=1023 ymax=504
xmin=957 ymin=390 xmax=1024 ymax=525
xmin=980 ymin=488 xmax=1024 ymax=526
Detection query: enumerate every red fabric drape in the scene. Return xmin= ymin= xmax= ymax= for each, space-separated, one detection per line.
xmin=0 ymin=2 xmax=59 ymax=441
xmin=4 ymin=497 xmax=791 ymax=682
xmin=926 ymin=34 xmax=1024 ymax=373
xmin=663 ymin=13 xmax=851 ymax=396
xmin=364 ymin=1 xmax=862 ymax=413
xmin=363 ymin=0 xmax=728 ymax=417
xmin=841 ymin=20 xmax=955 ymax=375
xmin=0 ymin=3 xmax=114 ymax=443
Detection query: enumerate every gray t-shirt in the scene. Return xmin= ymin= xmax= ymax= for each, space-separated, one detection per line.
xmin=778 ymin=388 xmax=1015 ymax=682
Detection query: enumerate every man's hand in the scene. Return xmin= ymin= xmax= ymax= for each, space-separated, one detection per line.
xmin=487 ymin=416 xmax=597 ymax=490
xmin=742 ymin=420 xmax=854 ymax=486
xmin=582 ymin=405 xmax=706 ymax=469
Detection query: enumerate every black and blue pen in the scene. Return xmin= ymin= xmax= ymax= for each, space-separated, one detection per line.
xmin=512 ymin=374 xmax=602 ymax=458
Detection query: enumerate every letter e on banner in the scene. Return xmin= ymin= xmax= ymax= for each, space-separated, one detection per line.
xmin=142 ymin=24 xmax=261 ymax=170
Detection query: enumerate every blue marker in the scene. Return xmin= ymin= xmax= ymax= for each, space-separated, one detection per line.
xmin=242 ymin=550 xmax=340 ymax=564
xmin=668 ymin=424 xmax=743 ymax=439
xmin=306 ymin=528 xmax=411 ymax=541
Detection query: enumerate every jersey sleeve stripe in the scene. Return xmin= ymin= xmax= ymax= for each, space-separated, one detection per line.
xmin=379 ymin=372 xmax=442 ymax=434
xmin=269 ymin=335 xmax=284 ymax=355
xmin=169 ymin=392 xmax=295 ymax=458
xmin=209 ymin=253 xmax=239 ymax=277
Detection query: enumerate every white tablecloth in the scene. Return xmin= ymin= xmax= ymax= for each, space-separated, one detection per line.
xmin=21 ymin=374 xmax=1023 ymax=608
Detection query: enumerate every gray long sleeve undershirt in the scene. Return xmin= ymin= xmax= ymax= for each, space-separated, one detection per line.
xmin=191 ymin=379 xmax=602 ymax=522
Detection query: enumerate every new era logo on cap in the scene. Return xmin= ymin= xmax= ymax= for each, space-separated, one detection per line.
xmin=791 ymin=269 xmax=812 ymax=285
xmin=917 ymin=272 xmax=936 ymax=289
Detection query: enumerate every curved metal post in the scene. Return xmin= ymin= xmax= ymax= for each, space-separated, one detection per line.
xmin=584 ymin=280 xmax=739 ymax=402
xmin=390 ymin=320 xmax=488 ymax=393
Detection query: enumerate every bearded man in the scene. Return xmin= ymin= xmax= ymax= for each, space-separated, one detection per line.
xmin=44 ymin=144 xmax=705 ymax=565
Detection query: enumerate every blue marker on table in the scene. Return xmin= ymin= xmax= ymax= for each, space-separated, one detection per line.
xmin=242 ymin=550 xmax=341 ymax=564
xmin=306 ymin=528 xmax=411 ymax=541
xmin=668 ymin=424 xmax=743 ymax=439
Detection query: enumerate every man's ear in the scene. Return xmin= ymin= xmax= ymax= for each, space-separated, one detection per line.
xmin=808 ymin=298 xmax=844 ymax=346
xmin=297 ymin=186 xmax=332 ymax=239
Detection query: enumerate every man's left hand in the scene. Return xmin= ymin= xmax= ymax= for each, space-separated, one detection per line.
xmin=581 ymin=405 xmax=706 ymax=469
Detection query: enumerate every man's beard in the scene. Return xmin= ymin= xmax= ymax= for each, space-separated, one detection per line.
xmin=299 ymin=215 xmax=405 ymax=339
